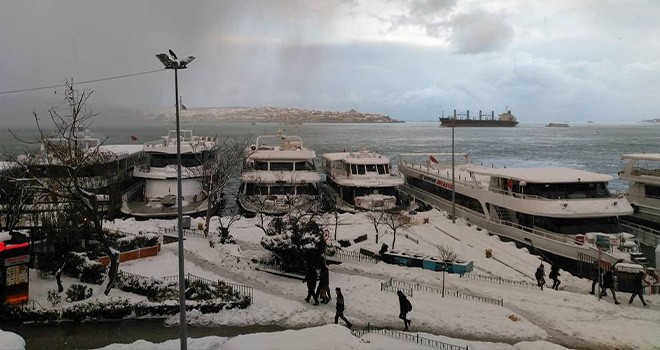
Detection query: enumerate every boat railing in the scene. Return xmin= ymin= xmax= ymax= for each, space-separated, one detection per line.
xmin=489 ymin=217 xmax=575 ymax=245
xmin=486 ymin=186 xmax=548 ymax=200
xmin=629 ymin=167 xmax=660 ymax=177
xmin=620 ymin=220 xmax=660 ymax=247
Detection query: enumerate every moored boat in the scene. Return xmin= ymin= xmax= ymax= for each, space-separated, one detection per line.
xmin=439 ymin=110 xmax=518 ymax=127
xmin=398 ymin=153 xmax=642 ymax=276
xmin=237 ymin=132 xmax=320 ymax=216
xmin=320 ymin=148 xmax=404 ymax=212
xmin=120 ymin=130 xmax=217 ymax=218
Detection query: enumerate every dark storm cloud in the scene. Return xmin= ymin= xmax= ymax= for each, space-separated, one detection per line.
xmin=448 ymin=9 xmax=514 ymax=54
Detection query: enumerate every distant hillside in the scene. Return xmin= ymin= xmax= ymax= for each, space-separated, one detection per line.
xmin=641 ymin=118 xmax=660 ymax=123
xmin=144 ymin=106 xmax=402 ymax=123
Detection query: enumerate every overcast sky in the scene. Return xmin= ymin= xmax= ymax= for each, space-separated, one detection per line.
xmin=2 ymin=0 xmax=660 ymax=124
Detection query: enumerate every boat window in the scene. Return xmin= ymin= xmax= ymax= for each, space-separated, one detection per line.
xmin=406 ymin=176 xmax=484 ymax=214
xmin=366 ymin=164 xmax=377 ymax=173
xmin=270 ymin=162 xmax=294 ymax=171
xmin=351 ymin=164 xmax=357 ymax=174
xmin=149 ymin=154 xmax=201 ymax=167
xmin=255 ymin=185 xmax=269 ymax=195
xmin=357 ymin=165 xmax=366 ymax=175
xmin=272 ymin=185 xmax=295 ymax=195
xmin=533 ymin=216 xmax=622 ymax=234
xmin=646 ymin=185 xmax=660 ymax=199
xmin=255 ymin=161 xmax=268 ymax=170
xmin=377 ymin=164 xmax=387 ymax=174
xmin=294 ymin=162 xmax=306 ymax=170
xmin=525 ymin=182 xmax=611 ymax=199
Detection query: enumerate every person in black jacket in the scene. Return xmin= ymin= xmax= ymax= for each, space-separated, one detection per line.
xmin=316 ymin=265 xmax=330 ymax=304
xmin=549 ymin=264 xmax=561 ymax=290
xmin=334 ymin=287 xmax=352 ymax=328
xmin=535 ymin=264 xmax=546 ymax=290
xmin=590 ymin=262 xmax=605 ymax=296
xmin=303 ymin=267 xmax=319 ymax=305
xmin=602 ymin=266 xmax=620 ymax=304
xmin=397 ymin=290 xmax=412 ymax=331
xmin=629 ymin=271 xmax=649 ymax=307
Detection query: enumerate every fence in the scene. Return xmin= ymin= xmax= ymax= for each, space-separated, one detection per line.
xmin=117 ymin=270 xmax=253 ymax=303
xmin=161 ymin=226 xmax=208 ymax=239
xmin=403 ymin=233 xmax=420 ymax=244
xmin=461 ymin=273 xmax=537 ymax=289
xmin=381 ymin=281 xmax=413 ymax=297
xmin=352 ymin=323 xmax=468 ymax=350
xmin=383 ymin=278 xmax=503 ymax=307
xmin=331 ymin=249 xmax=380 ymax=264
xmin=97 ymin=244 xmax=161 ymax=266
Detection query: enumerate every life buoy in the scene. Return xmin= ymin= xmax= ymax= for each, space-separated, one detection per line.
xmin=355 ymin=198 xmax=362 ymax=206
xmin=193 ymin=194 xmax=198 ymax=202
xmin=323 ymin=229 xmax=330 ymax=241
xmin=575 ymin=235 xmax=585 ymax=245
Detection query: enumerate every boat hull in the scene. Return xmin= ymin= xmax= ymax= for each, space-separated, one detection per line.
xmin=439 ymin=119 xmax=518 ymax=127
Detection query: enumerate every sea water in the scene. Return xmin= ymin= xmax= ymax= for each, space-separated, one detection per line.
xmin=2 ymin=122 xmax=659 ymax=194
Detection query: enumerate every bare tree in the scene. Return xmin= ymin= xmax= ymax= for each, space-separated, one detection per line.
xmin=365 ymin=210 xmax=385 ymax=244
xmin=193 ymin=136 xmax=249 ymax=236
xmin=6 ymin=80 xmax=120 ymax=295
xmin=0 ymin=164 xmax=31 ymax=231
xmin=382 ymin=212 xmax=412 ymax=250
xmin=437 ymin=244 xmax=458 ymax=261
xmin=217 ymin=205 xmax=242 ymax=242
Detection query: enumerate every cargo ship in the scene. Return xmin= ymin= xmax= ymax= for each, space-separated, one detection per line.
xmin=439 ymin=109 xmax=518 ymax=127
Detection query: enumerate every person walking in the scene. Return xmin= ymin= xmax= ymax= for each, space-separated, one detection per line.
xmin=397 ymin=290 xmax=412 ymax=331
xmin=303 ymin=267 xmax=319 ymax=305
xmin=629 ymin=270 xmax=650 ymax=307
xmin=535 ymin=264 xmax=546 ymax=290
xmin=334 ymin=287 xmax=352 ymax=328
xmin=549 ymin=264 xmax=561 ymax=290
xmin=602 ymin=266 xmax=620 ymax=305
xmin=590 ymin=262 xmax=605 ymax=296
xmin=316 ymin=265 xmax=331 ymax=304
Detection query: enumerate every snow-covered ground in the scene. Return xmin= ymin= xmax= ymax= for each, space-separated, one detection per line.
xmin=4 ymin=209 xmax=660 ymax=350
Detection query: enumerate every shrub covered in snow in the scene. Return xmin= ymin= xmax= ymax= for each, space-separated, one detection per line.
xmin=260 ymin=215 xmax=326 ymax=272
xmin=65 ymin=283 xmax=93 ymax=302
xmin=63 ymin=252 xmax=107 ymax=284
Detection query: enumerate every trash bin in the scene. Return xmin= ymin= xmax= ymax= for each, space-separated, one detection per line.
xmin=485 ymin=248 xmax=492 ymax=258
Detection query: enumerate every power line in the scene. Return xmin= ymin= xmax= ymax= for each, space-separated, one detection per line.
xmin=0 ymin=69 xmax=165 ymax=95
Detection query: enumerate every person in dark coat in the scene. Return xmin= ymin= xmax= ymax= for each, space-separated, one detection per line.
xmin=602 ymin=266 xmax=620 ymax=304
xmin=316 ymin=265 xmax=330 ymax=304
xmin=303 ymin=267 xmax=319 ymax=305
xmin=590 ymin=263 xmax=605 ymax=296
xmin=549 ymin=264 xmax=561 ymax=290
xmin=629 ymin=271 xmax=650 ymax=307
xmin=334 ymin=287 xmax=352 ymax=328
xmin=535 ymin=264 xmax=546 ymax=290
xmin=397 ymin=290 xmax=412 ymax=331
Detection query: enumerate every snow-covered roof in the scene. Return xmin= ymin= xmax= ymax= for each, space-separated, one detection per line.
xmin=241 ymin=170 xmax=321 ymax=183
xmin=323 ymin=151 xmax=391 ymax=165
xmin=99 ymin=144 xmax=143 ymax=157
xmin=248 ymin=149 xmax=316 ymax=161
xmin=467 ymin=166 xmax=613 ymax=183
xmin=622 ymin=153 xmax=660 ymax=162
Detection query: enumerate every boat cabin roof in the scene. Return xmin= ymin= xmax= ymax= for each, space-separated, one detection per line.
xmin=467 ymin=166 xmax=613 ymax=183
xmin=323 ymin=151 xmax=390 ymax=165
xmin=622 ymin=153 xmax=660 ymax=162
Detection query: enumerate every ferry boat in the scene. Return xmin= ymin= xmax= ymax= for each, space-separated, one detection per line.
xmin=237 ymin=133 xmax=320 ymax=216
xmin=439 ymin=110 xmax=518 ymax=127
xmin=619 ymin=154 xmax=660 ymax=230
xmin=120 ymin=130 xmax=217 ymax=218
xmin=320 ymin=149 xmax=404 ymax=212
xmin=545 ymin=123 xmax=569 ymax=127
xmin=398 ymin=153 xmax=640 ymax=275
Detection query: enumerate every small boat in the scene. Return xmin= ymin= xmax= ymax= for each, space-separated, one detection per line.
xmin=320 ymin=148 xmax=404 ymax=212
xmin=121 ymin=130 xmax=218 ymax=218
xmin=546 ymin=123 xmax=569 ymax=127
xmin=237 ymin=131 xmax=320 ymax=216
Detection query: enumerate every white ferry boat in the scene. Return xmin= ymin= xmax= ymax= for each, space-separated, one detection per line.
xmin=320 ymin=149 xmax=404 ymax=212
xmin=619 ymin=153 xmax=660 ymax=229
xmin=121 ymin=130 xmax=217 ymax=218
xmin=398 ymin=153 xmax=640 ymax=274
xmin=237 ymin=133 xmax=320 ymax=216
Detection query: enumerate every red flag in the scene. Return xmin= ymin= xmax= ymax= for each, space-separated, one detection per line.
xmin=429 ymin=155 xmax=438 ymax=164
xmin=130 ymin=134 xmax=138 ymax=141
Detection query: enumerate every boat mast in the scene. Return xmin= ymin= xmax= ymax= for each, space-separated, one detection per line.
xmin=451 ymin=125 xmax=456 ymax=224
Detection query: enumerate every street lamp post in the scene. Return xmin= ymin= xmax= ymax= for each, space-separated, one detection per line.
xmin=156 ymin=50 xmax=195 ymax=350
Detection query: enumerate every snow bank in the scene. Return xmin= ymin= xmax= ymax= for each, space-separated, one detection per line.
xmin=0 ymin=329 xmax=26 ymax=350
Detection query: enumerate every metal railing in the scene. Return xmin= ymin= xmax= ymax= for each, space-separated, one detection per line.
xmin=461 ymin=273 xmax=537 ymax=289
xmin=383 ymin=278 xmax=503 ymax=307
xmin=332 ymin=249 xmax=380 ymax=264
xmin=352 ymin=323 xmax=468 ymax=350
xmin=381 ymin=281 xmax=413 ymax=297
xmin=621 ymin=220 xmax=660 ymax=247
